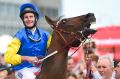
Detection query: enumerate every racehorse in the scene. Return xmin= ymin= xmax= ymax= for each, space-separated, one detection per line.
xmin=37 ymin=13 xmax=96 ymax=79
xmin=6 ymin=13 xmax=96 ymax=79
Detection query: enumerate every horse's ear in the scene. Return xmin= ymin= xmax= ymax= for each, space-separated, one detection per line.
xmin=45 ymin=16 xmax=56 ymax=27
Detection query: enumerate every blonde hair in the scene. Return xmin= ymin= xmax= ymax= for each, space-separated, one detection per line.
xmin=97 ymin=54 xmax=114 ymax=68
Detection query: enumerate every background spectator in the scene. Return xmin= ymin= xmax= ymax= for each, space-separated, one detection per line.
xmin=67 ymin=56 xmax=75 ymax=73
xmin=96 ymin=55 xmax=115 ymax=79
xmin=66 ymin=72 xmax=77 ymax=79
xmin=114 ymin=62 xmax=120 ymax=79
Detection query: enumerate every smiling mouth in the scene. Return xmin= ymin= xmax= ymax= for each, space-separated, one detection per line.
xmin=27 ymin=21 xmax=33 ymax=24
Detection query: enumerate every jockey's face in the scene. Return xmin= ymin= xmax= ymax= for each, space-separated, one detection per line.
xmin=23 ymin=13 xmax=36 ymax=28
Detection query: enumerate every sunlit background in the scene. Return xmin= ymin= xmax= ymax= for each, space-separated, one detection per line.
xmin=0 ymin=0 xmax=120 ymax=58
xmin=62 ymin=0 xmax=120 ymax=28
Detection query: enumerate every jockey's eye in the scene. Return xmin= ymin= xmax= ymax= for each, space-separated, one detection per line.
xmin=61 ymin=19 xmax=67 ymax=24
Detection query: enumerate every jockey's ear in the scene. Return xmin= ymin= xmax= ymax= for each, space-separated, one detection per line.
xmin=45 ymin=16 xmax=57 ymax=28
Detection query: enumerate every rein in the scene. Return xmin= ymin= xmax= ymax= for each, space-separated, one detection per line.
xmin=37 ymin=24 xmax=87 ymax=62
xmin=53 ymin=26 xmax=93 ymax=79
xmin=39 ymin=17 xmax=91 ymax=61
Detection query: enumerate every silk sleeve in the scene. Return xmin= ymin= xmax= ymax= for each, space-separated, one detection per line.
xmin=4 ymin=38 xmax=21 ymax=65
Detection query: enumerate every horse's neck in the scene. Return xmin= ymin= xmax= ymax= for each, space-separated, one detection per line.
xmin=49 ymin=35 xmax=69 ymax=52
xmin=37 ymin=33 xmax=69 ymax=79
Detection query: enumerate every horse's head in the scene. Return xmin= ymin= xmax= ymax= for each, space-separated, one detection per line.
xmin=45 ymin=13 xmax=96 ymax=47
xmin=45 ymin=13 xmax=95 ymax=31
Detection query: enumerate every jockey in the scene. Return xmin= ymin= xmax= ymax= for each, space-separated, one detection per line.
xmin=4 ymin=3 xmax=51 ymax=79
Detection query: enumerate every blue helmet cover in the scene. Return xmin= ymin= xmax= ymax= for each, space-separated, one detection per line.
xmin=20 ymin=3 xmax=40 ymax=19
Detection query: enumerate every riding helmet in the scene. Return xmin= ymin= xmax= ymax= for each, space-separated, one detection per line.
xmin=20 ymin=3 xmax=40 ymax=19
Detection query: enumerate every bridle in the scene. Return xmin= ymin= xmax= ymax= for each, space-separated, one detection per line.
xmin=55 ymin=28 xmax=82 ymax=47
xmin=51 ymin=19 xmax=87 ymax=49
xmin=37 ymin=20 xmax=89 ymax=63
xmin=51 ymin=20 xmax=93 ymax=79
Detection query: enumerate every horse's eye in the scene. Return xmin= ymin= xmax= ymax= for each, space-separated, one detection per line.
xmin=61 ymin=19 xmax=67 ymax=24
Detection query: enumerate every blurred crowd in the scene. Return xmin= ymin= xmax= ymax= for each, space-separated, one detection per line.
xmin=66 ymin=39 xmax=120 ymax=79
xmin=0 ymin=39 xmax=120 ymax=79
xmin=0 ymin=53 xmax=12 ymax=79
xmin=0 ymin=54 xmax=8 ymax=79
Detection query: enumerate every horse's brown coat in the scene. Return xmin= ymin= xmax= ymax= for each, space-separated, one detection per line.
xmin=37 ymin=13 xmax=96 ymax=79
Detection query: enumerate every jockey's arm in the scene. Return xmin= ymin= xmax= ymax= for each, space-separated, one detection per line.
xmin=4 ymin=38 xmax=22 ymax=65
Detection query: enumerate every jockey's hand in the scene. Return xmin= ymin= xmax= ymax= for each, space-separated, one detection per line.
xmin=21 ymin=56 xmax=39 ymax=64
xmin=36 ymin=56 xmax=44 ymax=64
xmin=34 ymin=58 xmax=43 ymax=67
xmin=21 ymin=56 xmax=43 ymax=66
xmin=38 ymin=59 xmax=43 ymax=64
